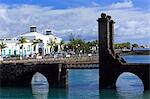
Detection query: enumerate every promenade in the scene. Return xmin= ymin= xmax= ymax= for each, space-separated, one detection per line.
xmin=1 ymin=54 xmax=99 ymax=69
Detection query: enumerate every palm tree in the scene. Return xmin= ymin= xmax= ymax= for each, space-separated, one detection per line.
xmin=69 ymin=39 xmax=76 ymax=52
xmin=32 ymin=39 xmax=43 ymax=53
xmin=85 ymin=42 xmax=92 ymax=53
xmin=69 ymin=38 xmax=85 ymax=53
xmin=0 ymin=42 xmax=7 ymax=56
xmin=18 ymin=37 xmax=28 ymax=57
xmin=47 ymin=39 xmax=56 ymax=53
xmin=90 ymin=40 xmax=99 ymax=53
xmin=59 ymin=40 xmax=65 ymax=51
xmin=132 ymin=43 xmax=138 ymax=51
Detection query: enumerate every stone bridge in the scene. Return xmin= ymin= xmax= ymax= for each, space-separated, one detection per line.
xmin=0 ymin=62 xmax=68 ymax=88
xmin=0 ymin=55 xmax=99 ymax=88
xmin=98 ymin=13 xmax=150 ymax=90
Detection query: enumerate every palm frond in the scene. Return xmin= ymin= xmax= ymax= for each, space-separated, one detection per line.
xmin=0 ymin=42 xmax=7 ymax=49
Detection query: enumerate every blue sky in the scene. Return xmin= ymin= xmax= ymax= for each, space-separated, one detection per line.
xmin=0 ymin=0 xmax=149 ymax=9
xmin=0 ymin=0 xmax=149 ymax=10
xmin=0 ymin=0 xmax=149 ymax=45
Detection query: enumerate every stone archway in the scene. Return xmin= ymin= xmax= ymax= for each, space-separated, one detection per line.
xmin=31 ymin=72 xmax=49 ymax=98
xmin=31 ymin=72 xmax=49 ymax=85
xmin=116 ymin=72 xmax=144 ymax=89
xmin=116 ymin=72 xmax=144 ymax=97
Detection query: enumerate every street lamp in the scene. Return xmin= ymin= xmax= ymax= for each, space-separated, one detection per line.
xmin=77 ymin=44 xmax=81 ymax=56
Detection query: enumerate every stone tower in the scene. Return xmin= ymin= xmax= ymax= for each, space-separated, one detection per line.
xmin=97 ymin=13 xmax=124 ymax=89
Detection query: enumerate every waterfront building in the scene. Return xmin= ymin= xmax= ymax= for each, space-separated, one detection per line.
xmin=0 ymin=26 xmax=62 ymax=57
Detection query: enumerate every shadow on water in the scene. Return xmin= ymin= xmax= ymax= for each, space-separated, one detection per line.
xmin=48 ymin=88 xmax=68 ymax=99
xmin=0 ymin=87 xmax=33 ymax=99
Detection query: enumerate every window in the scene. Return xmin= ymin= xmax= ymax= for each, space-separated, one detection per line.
xmin=9 ymin=49 xmax=11 ymax=55
xmin=6 ymin=39 xmax=11 ymax=40
xmin=14 ymin=50 xmax=17 ymax=55
xmin=3 ymin=50 xmax=5 ymax=55
xmin=33 ymin=46 xmax=36 ymax=51
xmin=28 ymin=45 xmax=30 ymax=52
xmin=24 ymin=50 xmax=26 ymax=56
xmin=0 ymin=39 xmax=4 ymax=41
xmin=28 ymin=45 xmax=30 ymax=50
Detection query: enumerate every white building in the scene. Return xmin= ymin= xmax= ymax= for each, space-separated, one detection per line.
xmin=0 ymin=26 xmax=62 ymax=57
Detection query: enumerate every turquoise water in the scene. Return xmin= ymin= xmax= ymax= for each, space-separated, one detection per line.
xmin=122 ymin=55 xmax=150 ymax=63
xmin=0 ymin=55 xmax=150 ymax=99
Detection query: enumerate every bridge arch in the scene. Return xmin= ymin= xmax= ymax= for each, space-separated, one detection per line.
xmin=116 ymin=72 xmax=144 ymax=97
xmin=116 ymin=72 xmax=144 ymax=98
xmin=116 ymin=72 xmax=144 ymax=89
xmin=31 ymin=72 xmax=49 ymax=86
xmin=98 ymin=13 xmax=150 ymax=90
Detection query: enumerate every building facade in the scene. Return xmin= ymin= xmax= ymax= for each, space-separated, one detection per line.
xmin=0 ymin=26 xmax=62 ymax=57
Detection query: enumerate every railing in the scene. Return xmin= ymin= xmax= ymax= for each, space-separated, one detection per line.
xmin=1 ymin=55 xmax=99 ymax=66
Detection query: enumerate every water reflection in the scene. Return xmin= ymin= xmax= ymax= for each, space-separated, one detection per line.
xmin=31 ymin=72 xmax=49 ymax=99
xmin=0 ymin=87 xmax=33 ymax=99
xmin=116 ymin=72 xmax=144 ymax=99
xmin=32 ymin=84 xmax=49 ymax=99
xmin=49 ymin=88 xmax=68 ymax=99
xmin=68 ymin=69 xmax=100 ymax=99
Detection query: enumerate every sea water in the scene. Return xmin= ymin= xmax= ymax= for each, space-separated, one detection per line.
xmin=0 ymin=55 xmax=150 ymax=99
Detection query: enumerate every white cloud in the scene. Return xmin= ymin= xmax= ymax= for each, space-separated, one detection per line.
xmin=0 ymin=5 xmax=99 ymax=41
xmin=109 ymin=0 xmax=133 ymax=9
xmin=0 ymin=2 xmax=149 ymax=44
xmin=104 ymin=8 xmax=150 ymax=44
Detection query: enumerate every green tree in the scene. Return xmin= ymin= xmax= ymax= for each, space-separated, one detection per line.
xmin=69 ymin=38 xmax=78 ymax=52
xmin=47 ymin=39 xmax=56 ymax=53
xmin=69 ymin=33 xmax=75 ymax=41
xmin=90 ymin=40 xmax=99 ymax=52
xmin=121 ymin=42 xmax=130 ymax=49
xmin=84 ymin=42 xmax=91 ymax=53
xmin=132 ymin=43 xmax=138 ymax=51
xmin=115 ymin=42 xmax=131 ymax=49
xmin=59 ymin=40 xmax=65 ymax=51
xmin=68 ymin=39 xmax=99 ymax=54
xmin=140 ymin=45 xmax=145 ymax=48
xmin=69 ymin=38 xmax=83 ymax=53
xmin=77 ymin=39 xmax=86 ymax=54
xmin=69 ymin=38 xmax=90 ymax=54
xmin=0 ymin=42 xmax=7 ymax=56
xmin=18 ymin=37 xmax=28 ymax=57
xmin=54 ymin=44 xmax=59 ymax=52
